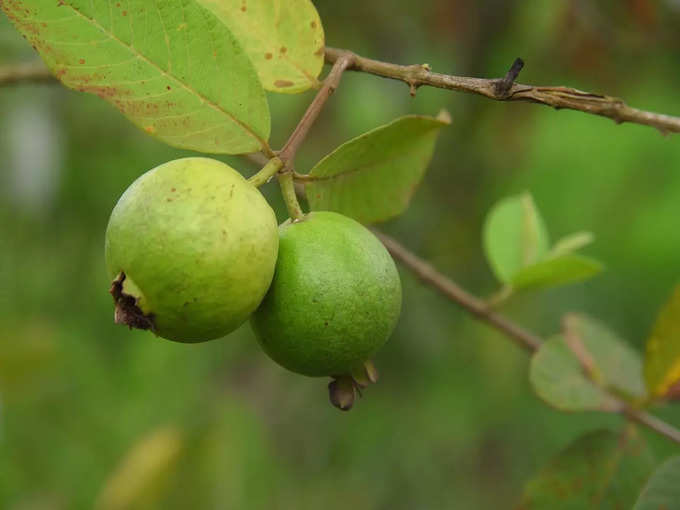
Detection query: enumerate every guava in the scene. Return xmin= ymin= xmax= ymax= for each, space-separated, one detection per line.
xmin=105 ymin=157 xmax=278 ymax=343
xmin=250 ymin=211 xmax=402 ymax=408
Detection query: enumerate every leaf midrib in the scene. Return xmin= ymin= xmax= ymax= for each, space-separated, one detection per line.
xmin=63 ymin=1 xmax=269 ymax=151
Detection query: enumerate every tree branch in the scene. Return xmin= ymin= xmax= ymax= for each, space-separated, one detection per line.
xmin=325 ymin=47 xmax=680 ymax=135
xmin=374 ymin=231 xmax=542 ymax=352
xmin=375 ymin=230 xmax=680 ymax=446
xmin=5 ymin=50 xmax=680 ymax=135
xmin=624 ymin=408 xmax=680 ymax=444
xmin=0 ymin=61 xmax=55 ymax=86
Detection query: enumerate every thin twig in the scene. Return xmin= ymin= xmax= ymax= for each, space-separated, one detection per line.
xmin=5 ymin=50 xmax=680 ymax=134
xmin=278 ymin=53 xmax=352 ymax=165
xmin=325 ymin=47 xmax=680 ymax=135
xmin=375 ymin=230 xmax=680 ymax=445
xmin=624 ymin=408 xmax=680 ymax=444
xmin=375 ymin=231 xmax=542 ymax=352
xmin=274 ymin=53 xmax=352 ymax=220
xmin=0 ymin=61 xmax=55 ymax=86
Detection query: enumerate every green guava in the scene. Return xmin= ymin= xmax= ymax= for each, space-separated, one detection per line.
xmin=250 ymin=211 xmax=402 ymax=378
xmin=105 ymin=157 xmax=278 ymax=343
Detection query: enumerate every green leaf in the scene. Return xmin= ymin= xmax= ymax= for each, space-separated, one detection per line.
xmin=530 ymin=314 xmax=646 ymax=412
xmin=633 ymin=456 xmax=680 ymax=510
xmin=483 ymin=193 xmax=550 ymax=283
xmin=1 ymin=0 xmax=270 ymax=154
xmin=519 ymin=429 xmax=655 ymax=510
xmin=305 ymin=114 xmax=450 ymax=224
xmin=549 ymin=231 xmax=594 ymax=258
xmin=511 ymin=254 xmax=603 ymax=291
xmin=644 ymin=285 xmax=680 ymax=398
xmin=197 ymin=0 xmax=324 ymax=93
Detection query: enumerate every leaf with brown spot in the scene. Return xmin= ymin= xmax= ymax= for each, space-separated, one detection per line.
xmin=519 ymin=429 xmax=656 ymax=510
xmin=197 ymin=0 xmax=324 ymax=93
xmin=273 ymin=79 xmax=294 ymax=88
xmin=1 ymin=0 xmax=270 ymax=154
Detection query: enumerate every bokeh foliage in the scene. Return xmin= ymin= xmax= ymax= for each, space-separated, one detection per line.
xmin=2 ymin=1 xmax=680 ymax=508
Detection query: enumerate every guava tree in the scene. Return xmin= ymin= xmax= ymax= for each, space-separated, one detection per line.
xmin=2 ymin=0 xmax=680 ymax=507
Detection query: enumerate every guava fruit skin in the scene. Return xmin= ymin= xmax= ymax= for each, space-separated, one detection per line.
xmin=250 ymin=211 xmax=402 ymax=376
xmin=105 ymin=157 xmax=278 ymax=342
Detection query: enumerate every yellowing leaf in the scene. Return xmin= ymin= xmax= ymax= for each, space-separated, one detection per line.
xmin=198 ymin=0 xmax=324 ymax=93
xmin=644 ymin=285 xmax=680 ymax=398
xmin=96 ymin=426 xmax=183 ymax=510
xmin=1 ymin=0 xmax=270 ymax=154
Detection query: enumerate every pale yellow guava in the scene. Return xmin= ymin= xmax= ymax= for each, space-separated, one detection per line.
xmin=105 ymin=157 xmax=278 ymax=342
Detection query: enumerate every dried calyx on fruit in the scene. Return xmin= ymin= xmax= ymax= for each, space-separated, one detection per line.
xmin=105 ymin=157 xmax=279 ymax=343
xmin=250 ymin=211 xmax=402 ymax=410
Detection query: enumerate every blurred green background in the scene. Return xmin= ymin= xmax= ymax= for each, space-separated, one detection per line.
xmin=2 ymin=1 xmax=680 ymax=508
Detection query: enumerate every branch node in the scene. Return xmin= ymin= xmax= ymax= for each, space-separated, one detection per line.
xmin=494 ymin=57 xmax=524 ymax=98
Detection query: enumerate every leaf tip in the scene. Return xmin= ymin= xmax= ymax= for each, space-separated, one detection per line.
xmin=436 ymin=109 xmax=452 ymax=124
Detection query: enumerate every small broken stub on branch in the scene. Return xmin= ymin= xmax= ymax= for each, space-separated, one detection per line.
xmin=494 ymin=57 xmax=525 ymax=98
xmin=110 ymin=272 xmax=155 ymax=331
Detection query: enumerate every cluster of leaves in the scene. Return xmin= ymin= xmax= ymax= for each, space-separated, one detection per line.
xmin=483 ymin=192 xmax=680 ymax=507
xmin=483 ymin=192 xmax=602 ymax=299
xmin=0 ymin=0 xmax=450 ymax=226
xmin=1 ymin=0 xmax=325 ymax=154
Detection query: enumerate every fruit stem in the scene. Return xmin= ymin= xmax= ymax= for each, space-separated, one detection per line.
xmin=248 ymin=157 xmax=284 ymax=187
xmin=278 ymin=171 xmax=305 ymax=221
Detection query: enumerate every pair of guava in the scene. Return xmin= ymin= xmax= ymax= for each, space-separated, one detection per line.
xmin=105 ymin=157 xmax=401 ymax=403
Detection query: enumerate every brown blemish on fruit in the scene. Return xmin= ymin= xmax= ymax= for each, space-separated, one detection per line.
xmin=274 ymin=79 xmax=294 ymax=88
xmin=78 ymin=58 xmax=85 ymax=64
xmin=144 ymin=126 xmax=156 ymax=134
xmin=122 ymin=10 xmax=127 ymax=16
xmin=264 ymin=52 xmax=273 ymax=60
xmin=110 ymin=273 xmax=155 ymax=332
xmin=310 ymin=21 xmax=317 ymax=28
xmin=314 ymin=47 xmax=324 ymax=56
xmin=166 ymin=85 xmax=171 ymax=90
xmin=280 ymin=46 xmax=287 ymax=54
xmin=171 ymin=187 xmax=176 ymax=192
